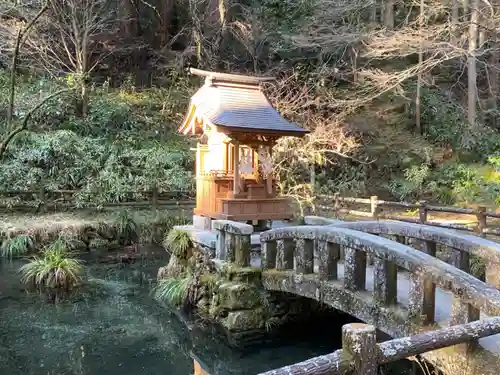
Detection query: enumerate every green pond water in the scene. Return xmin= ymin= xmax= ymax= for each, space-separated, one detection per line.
xmin=0 ymin=250 xmax=350 ymax=375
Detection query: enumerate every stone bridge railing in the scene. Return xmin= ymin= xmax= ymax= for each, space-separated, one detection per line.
xmin=259 ymin=225 xmax=500 ymax=374
xmin=324 ymin=220 xmax=500 ymax=289
xmin=212 ymin=220 xmax=253 ymax=267
xmin=260 ymin=226 xmax=500 ymax=336
xmin=208 ymin=219 xmax=500 ymax=375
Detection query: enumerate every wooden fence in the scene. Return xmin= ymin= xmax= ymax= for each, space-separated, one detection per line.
xmin=316 ymin=193 xmax=500 ymax=238
xmin=259 ymin=318 xmax=500 ymax=375
xmin=0 ymin=189 xmax=195 ymax=213
xmin=3 ymin=189 xmax=500 ymax=238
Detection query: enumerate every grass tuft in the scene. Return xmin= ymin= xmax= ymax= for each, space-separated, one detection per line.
xmin=162 ymin=228 xmax=193 ymax=258
xmin=1 ymin=235 xmax=35 ymax=258
xmin=152 ymin=273 xmax=192 ymax=307
xmin=19 ymin=238 xmax=84 ymax=292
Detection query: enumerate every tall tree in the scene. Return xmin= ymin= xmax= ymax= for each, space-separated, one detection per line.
xmin=0 ymin=2 xmax=72 ymax=158
xmin=26 ymin=0 xmax=116 ymax=117
xmin=384 ymin=0 xmax=394 ymax=29
xmin=467 ymin=0 xmax=478 ymax=128
xmin=415 ymin=0 xmax=424 ymax=135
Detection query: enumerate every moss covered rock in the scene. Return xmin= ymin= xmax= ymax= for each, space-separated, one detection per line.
xmin=218 ymin=282 xmax=261 ymax=310
xmin=225 ymin=267 xmax=262 ymax=284
xmin=222 ymin=309 xmax=266 ymax=331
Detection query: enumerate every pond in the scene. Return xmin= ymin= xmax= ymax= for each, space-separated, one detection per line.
xmin=0 ymin=249 xmax=346 ymax=375
xmin=0 ymin=249 xmax=415 ymax=375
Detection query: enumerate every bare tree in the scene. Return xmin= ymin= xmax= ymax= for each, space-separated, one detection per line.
xmin=0 ymin=1 xmax=72 ymax=158
xmin=25 ymin=0 xmax=117 ymax=116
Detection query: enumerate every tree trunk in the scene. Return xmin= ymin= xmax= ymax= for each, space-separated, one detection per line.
xmin=159 ymin=0 xmax=175 ymax=46
xmin=463 ymin=0 xmax=469 ymax=16
xmin=487 ymin=2 xmax=499 ymax=127
xmin=371 ymin=0 xmax=377 ymax=23
xmin=384 ymin=0 xmax=394 ymax=29
xmin=215 ymin=0 xmax=229 ymax=69
xmin=467 ymin=0 xmax=478 ymax=128
xmin=415 ymin=0 xmax=424 ymax=135
xmin=451 ymin=0 xmax=459 ymax=45
xmin=6 ymin=5 xmax=49 ymax=130
xmin=81 ymin=82 xmax=89 ymax=117
xmin=120 ymin=0 xmax=138 ymax=38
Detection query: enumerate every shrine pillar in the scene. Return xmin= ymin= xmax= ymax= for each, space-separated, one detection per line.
xmin=266 ymin=145 xmax=273 ymax=196
xmin=232 ymin=140 xmax=240 ymax=196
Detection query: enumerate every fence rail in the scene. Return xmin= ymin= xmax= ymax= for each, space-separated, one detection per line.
xmin=258 ymin=318 xmax=500 ymax=375
xmin=316 ymin=193 xmax=500 ymax=238
xmin=0 ymin=189 xmax=195 ymax=213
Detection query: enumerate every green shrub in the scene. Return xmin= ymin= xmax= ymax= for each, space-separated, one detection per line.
xmin=19 ymin=239 xmax=84 ymax=293
xmin=416 ymin=87 xmax=500 ymax=160
xmin=387 ymin=160 xmax=500 ymax=206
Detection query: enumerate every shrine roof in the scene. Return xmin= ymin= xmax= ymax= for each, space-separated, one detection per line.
xmin=179 ymin=69 xmax=309 ymax=137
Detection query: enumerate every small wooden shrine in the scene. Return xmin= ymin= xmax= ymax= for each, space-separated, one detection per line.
xmin=179 ymin=68 xmax=308 ymax=222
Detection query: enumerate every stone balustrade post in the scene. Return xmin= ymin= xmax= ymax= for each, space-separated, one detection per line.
xmin=342 ymin=323 xmax=377 ymax=375
xmin=212 ymin=220 xmax=253 ymax=267
xmin=317 ymin=240 xmax=340 ymax=281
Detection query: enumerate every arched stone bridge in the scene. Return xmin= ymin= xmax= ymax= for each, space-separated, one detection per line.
xmin=253 ymin=219 xmax=500 ymax=375
xmin=197 ymin=217 xmax=500 ymax=374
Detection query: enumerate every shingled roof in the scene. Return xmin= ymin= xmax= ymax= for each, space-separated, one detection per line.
xmin=179 ymin=69 xmax=309 ymax=137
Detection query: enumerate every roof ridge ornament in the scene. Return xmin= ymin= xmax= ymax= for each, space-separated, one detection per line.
xmin=190 ymin=68 xmax=275 ymax=86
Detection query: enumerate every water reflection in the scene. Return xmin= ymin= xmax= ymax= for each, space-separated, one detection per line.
xmin=0 ymin=252 xmax=415 ymax=375
xmin=0 ymin=254 xmax=344 ymax=375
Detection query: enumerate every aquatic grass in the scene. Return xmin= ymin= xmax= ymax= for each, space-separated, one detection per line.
xmin=93 ymin=210 xmax=138 ymax=246
xmin=265 ymin=316 xmax=281 ymax=332
xmin=162 ymin=228 xmax=193 ymax=258
xmin=1 ymin=209 xmax=194 ymax=253
xmin=19 ymin=238 xmax=84 ymax=292
xmin=153 ymin=273 xmax=192 ymax=307
xmin=1 ymin=235 xmax=35 ymax=258
xmin=115 ymin=210 xmax=138 ymax=244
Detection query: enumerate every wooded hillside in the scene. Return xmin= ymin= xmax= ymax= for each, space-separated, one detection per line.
xmin=0 ymin=0 xmax=499 ymax=209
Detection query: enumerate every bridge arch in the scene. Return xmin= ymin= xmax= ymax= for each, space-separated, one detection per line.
xmin=260 ymin=226 xmax=500 ymax=339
